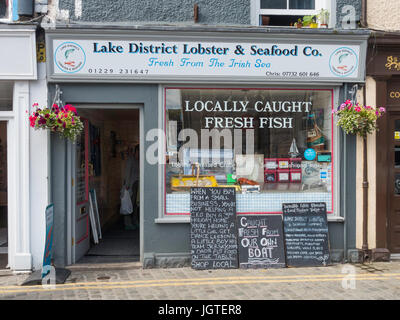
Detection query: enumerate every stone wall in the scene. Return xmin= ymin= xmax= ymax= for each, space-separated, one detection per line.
xmin=57 ymin=0 xmax=250 ymax=25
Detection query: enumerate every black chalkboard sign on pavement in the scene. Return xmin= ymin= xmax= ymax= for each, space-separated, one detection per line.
xmin=190 ymin=187 xmax=238 ymax=270
xmin=237 ymin=215 xmax=286 ymax=269
xmin=282 ymin=202 xmax=331 ymax=267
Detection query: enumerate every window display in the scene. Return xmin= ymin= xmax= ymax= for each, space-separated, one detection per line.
xmin=165 ymin=88 xmax=334 ymax=215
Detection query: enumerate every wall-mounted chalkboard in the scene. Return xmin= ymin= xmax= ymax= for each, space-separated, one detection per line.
xmin=237 ymin=215 xmax=286 ymax=269
xmin=282 ymin=202 xmax=330 ymax=267
xmin=190 ymin=187 xmax=238 ymax=270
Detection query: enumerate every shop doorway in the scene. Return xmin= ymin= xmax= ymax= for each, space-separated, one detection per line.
xmin=0 ymin=121 xmax=7 ymax=269
xmin=71 ymin=107 xmax=141 ymax=264
xmin=389 ymin=113 xmax=400 ymax=253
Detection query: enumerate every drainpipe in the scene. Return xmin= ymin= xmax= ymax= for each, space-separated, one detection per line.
xmin=362 ymin=82 xmax=369 ymax=261
xmin=343 ymin=84 xmax=348 ymax=262
xmin=361 ymin=0 xmax=368 ymax=28
xmin=362 ymin=135 xmax=369 ymax=261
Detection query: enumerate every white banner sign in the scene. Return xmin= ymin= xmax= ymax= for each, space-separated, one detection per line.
xmin=52 ymin=39 xmax=361 ymax=82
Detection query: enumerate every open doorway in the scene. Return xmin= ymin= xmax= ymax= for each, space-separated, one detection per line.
xmin=0 ymin=121 xmax=7 ymax=269
xmin=74 ymin=108 xmax=141 ymax=264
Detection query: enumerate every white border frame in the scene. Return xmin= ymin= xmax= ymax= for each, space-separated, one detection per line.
xmin=4 ymin=81 xmax=32 ymax=271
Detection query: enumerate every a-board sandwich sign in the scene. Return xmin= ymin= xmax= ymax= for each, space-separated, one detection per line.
xmin=190 ymin=187 xmax=238 ymax=270
xmin=42 ymin=204 xmax=54 ymax=278
xmin=237 ymin=215 xmax=286 ymax=268
xmin=282 ymin=202 xmax=330 ymax=267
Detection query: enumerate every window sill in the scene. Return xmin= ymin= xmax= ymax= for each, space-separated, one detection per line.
xmin=155 ymin=216 xmax=190 ymax=224
xmin=156 ymin=215 xmax=344 ymax=223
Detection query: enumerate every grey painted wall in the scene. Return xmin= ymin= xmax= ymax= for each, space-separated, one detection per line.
xmin=58 ymin=0 xmax=362 ymax=29
xmin=59 ymin=0 xmax=250 ymax=25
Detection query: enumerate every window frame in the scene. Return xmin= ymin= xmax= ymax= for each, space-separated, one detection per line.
xmin=252 ymin=0 xmax=332 ymax=27
xmin=160 ymin=86 xmax=341 ymax=223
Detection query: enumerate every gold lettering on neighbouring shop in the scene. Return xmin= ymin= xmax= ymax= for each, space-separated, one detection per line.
xmin=390 ymin=91 xmax=400 ymax=99
xmin=385 ymin=56 xmax=400 ymax=71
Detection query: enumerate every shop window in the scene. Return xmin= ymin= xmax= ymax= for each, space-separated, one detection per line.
xmin=164 ymin=88 xmax=335 ymax=216
xmin=0 ymin=0 xmax=11 ymax=20
xmin=256 ymin=0 xmax=329 ymax=27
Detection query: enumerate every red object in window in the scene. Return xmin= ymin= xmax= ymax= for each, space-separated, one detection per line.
xmin=277 ymin=158 xmax=290 ymax=169
xmin=264 ymin=170 xmax=277 ymax=183
xmin=290 ymin=170 xmax=302 ymax=183
xmin=290 ymin=158 xmax=302 ymax=170
xmin=264 ymin=158 xmax=278 ymax=170
xmin=277 ymin=169 xmax=290 ymax=182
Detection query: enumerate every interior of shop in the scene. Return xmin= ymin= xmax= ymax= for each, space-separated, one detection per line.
xmin=76 ymin=108 xmax=140 ymax=264
xmin=0 ymin=121 xmax=7 ymax=269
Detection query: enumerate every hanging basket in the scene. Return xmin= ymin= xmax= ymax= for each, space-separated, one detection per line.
xmin=332 ymin=100 xmax=386 ymax=137
xmin=29 ymin=103 xmax=84 ymax=141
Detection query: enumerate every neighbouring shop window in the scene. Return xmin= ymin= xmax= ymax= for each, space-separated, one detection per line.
xmin=0 ymin=0 xmax=10 ymax=20
xmin=0 ymin=81 xmax=13 ymax=111
xmin=164 ymin=88 xmax=335 ymax=215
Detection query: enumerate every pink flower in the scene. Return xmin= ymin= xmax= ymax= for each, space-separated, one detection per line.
xmin=340 ymin=103 xmax=346 ymax=110
xmin=355 ymin=106 xmax=361 ymax=112
xmin=379 ymin=107 xmax=386 ymax=113
xmin=64 ymin=105 xmax=77 ymax=115
xmin=29 ymin=115 xmax=37 ymax=127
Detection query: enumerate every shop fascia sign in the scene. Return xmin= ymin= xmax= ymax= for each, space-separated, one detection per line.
xmin=50 ymin=37 xmax=363 ymax=82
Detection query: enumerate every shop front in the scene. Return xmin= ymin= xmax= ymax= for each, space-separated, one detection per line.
xmin=0 ymin=24 xmax=40 ymax=271
xmin=365 ymin=32 xmax=400 ymax=259
xmin=45 ymin=26 xmax=369 ymax=268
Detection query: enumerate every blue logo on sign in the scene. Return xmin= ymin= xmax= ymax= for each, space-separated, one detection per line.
xmin=54 ymin=42 xmax=86 ymax=74
xmin=304 ymin=148 xmax=316 ymax=161
xmin=329 ymin=47 xmax=358 ymax=78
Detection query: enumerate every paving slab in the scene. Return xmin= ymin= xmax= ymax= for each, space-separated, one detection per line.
xmin=0 ymin=261 xmax=399 ymax=300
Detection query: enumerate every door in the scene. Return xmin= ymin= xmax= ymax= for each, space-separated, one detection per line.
xmin=72 ymin=119 xmax=90 ymax=262
xmin=388 ymin=114 xmax=400 ymax=253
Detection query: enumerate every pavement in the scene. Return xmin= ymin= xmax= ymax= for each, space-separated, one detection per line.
xmin=0 ymin=261 xmax=399 ymax=300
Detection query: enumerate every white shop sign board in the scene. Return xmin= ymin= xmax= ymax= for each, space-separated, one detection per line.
xmin=50 ymin=38 xmax=364 ymax=83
